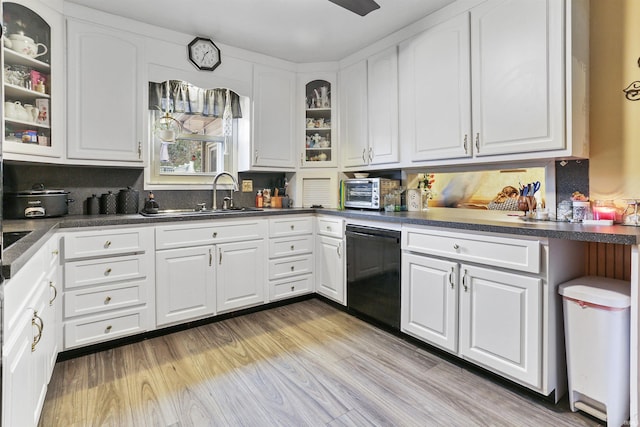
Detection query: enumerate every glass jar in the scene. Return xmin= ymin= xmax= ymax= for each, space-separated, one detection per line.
xmin=592 ymin=200 xmax=616 ymax=221
xmin=623 ymin=199 xmax=640 ymax=226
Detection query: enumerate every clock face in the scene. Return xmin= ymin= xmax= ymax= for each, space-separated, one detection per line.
xmin=188 ymin=37 xmax=221 ymax=71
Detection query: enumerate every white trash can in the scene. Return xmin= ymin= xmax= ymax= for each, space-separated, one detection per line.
xmin=558 ymin=276 xmax=631 ymax=426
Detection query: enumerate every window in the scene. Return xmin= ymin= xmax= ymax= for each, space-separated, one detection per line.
xmin=147 ymin=80 xmax=247 ymax=187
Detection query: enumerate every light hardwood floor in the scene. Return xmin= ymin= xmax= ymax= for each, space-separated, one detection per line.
xmin=39 ymin=299 xmax=600 ymax=427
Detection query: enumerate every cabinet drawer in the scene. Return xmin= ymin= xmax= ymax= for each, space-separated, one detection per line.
xmin=402 ymin=227 xmax=541 ymax=274
xmin=269 ymin=255 xmax=313 ymax=280
xmin=156 ymin=219 xmax=267 ymax=249
xmin=316 ymin=216 xmax=344 ymax=238
xmin=269 ymin=216 xmax=313 ymax=238
xmin=269 ymin=274 xmax=313 ymax=301
xmin=65 ymin=254 xmax=147 ymax=289
xmin=64 ymin=280 xmax=148 ymax=318
xmin=64 ymin=227 xmax=152 ymax=259
xmin=269 ymin=235 xmax=314 ymax=258
xmin=64 ymin=306 xmax=148 ymax=349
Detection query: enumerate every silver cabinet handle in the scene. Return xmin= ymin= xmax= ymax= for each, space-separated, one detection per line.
xmin=105 ymin=268 xmax=112 ymax=275
xmin=219 ymin=249 xmax=222 ymax=265
xmin=212 ymin=232 xmax=218 ymax=238
xmin=32 ymin=310 xmax=43 ymax=352
xmin=290 ymin=265 xmax=295 ymax=271
xmin=104 ymin=296 xmax=112 ymax=304
xmin=138 ymin=141 xmax=142 ymax=159
xmin=453 ymin=243 xmax=459 ymax=250
xmin=300 ymin=153 xmax=304 ymax=166
xmin=475 ymin=133 xmax=480 ymax=152
xmin=462 ymin=269 xmax=469 ymax=292
xmin=463 ymin=134 xmax=468 ymax=154
xmin=104 ymin=240 xmax=112 ymax=248
xmin=362 ymin=148 xmax=367 ymax=163
xmin=49 ymin=281 xmax=58 ymax=305
xmin=254 ymin=149 xmax=259 ymax=163
xmin=337 ymin=243 xmax=342 ymax=258
xmin=449 ymin=266 xmax=455 ymax=289
xmin=290 ymin=245 xmax=295 ymax=251
xmin=209 ymin=248 xmax=212 ymax=266
xmin=368 ymin=147 xmax=373 ymax=162
xmin=105 ymin=325 xmax=113 ymax=333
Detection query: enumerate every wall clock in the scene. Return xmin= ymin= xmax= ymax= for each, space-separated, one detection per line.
xmin=187 ymin=37 xmax=221 ymax=71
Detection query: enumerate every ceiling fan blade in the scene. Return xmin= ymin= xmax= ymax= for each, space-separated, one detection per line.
xmin=328 ymin=0 xmax=380 ymax=16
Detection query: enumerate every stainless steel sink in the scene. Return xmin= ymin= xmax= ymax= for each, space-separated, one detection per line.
xmin=139 ymin=207 xmax=263 ymax=217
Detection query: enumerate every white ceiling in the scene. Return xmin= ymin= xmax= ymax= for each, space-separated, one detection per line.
xmin=65 ymin=0 xmax=457 ymax=63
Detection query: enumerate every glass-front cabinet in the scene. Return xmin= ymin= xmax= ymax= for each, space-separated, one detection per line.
xmin=2 ymin=0 xmax=63 ymax=160
xmin=302 ymin=78 xmax=335 ymax=167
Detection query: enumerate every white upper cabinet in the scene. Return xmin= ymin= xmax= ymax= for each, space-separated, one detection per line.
xmin=399 ymin=0 xmax=587 ymax=165
xmin=471 ymin=0 xmax=564 ymax=157
xmin=2 ymin=0 xmax=64 ymax=162
xmin=339 ymin=60 xmax=368 ymax=168
xmin=66 ymin=18 xmax=145 ymax=164
xmin=367 ymin=46 xmax=399 ymax=166
xmin=250 ymin=64 xmax=296 ymax=169
xmin=399 ymin=13 xmax=472 ymax=162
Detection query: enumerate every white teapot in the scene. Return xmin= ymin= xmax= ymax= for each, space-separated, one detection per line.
xmin=12 ymin=101 xmax=30 ymax=121
xmin=8 ymin=33 xmax=47 ymax=59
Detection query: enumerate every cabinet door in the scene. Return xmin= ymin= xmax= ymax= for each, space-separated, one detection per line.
xmin=399 ymin=13 xmax=472 ymax=162
xmin=216 ymin=240 xmax=266 ymax=312
xmin=401 ymin=254 xmax=458 ymax=353
xmin=367 ymin=46 xmax=399 ymax=165
xmin=3 ymin=309 xmax=36 ymax=427
xmin=252 ymin=65 xmax=296 ymax=168
xmin=156 ymin=246 xmax=215 ymax=326
xmin=339 ymin=60 xmax=368 ymax=167
xmin=315 ymin=235 xmax=345 ymax=304
xmin=458 ymin=264 xmax=542 ymax=387
xmin=31 ymin=286 xmax=49 ymax=426
xmin=471 ymin=0 xmax=564 ymax=156
xmin=67 ymin=19 xmax=144 ymax=163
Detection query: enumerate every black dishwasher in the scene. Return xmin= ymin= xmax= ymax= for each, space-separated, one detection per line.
xmin=346 ymin=225 xmax=401 ymax=330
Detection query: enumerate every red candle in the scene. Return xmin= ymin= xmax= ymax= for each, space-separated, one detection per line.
xmin=592 ymin=205 xmax=616 ymax=221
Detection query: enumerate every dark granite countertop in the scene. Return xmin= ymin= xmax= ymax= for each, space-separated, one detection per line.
xmin=3 ymin=207 xmax=638 ymax=279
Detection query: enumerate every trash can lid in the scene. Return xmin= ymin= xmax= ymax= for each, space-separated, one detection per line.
xmin=558 ymin=276 xmax=631 ymax=308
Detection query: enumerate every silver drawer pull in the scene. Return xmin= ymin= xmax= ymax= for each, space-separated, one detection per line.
xmin=290 ymin=266 xmax=295 ymax=271
xmin=291 ymin=286 xmax=295 ymax=292
xmin=104 ymin=240 xmax=112 ymax=248
xmin=291 ymin=225 xmax=295 ymax=230
xmin=32 ymin=311 xmax=43 ymax=352
xmin=105 ymin=296 xmax=112 ymax=304
xmin=49 ymin=281 xmax=58 ymax=305
xmin=105 ymin=325 xmax=113 ymax=333
xmin=213 ymin=232 xmax=218 ymax=238
xmin=326 ymin=226 xmax=331 ymax=231
xmin=290 ymin=245 xmax=295 ymax=251
xmin=105 ymin=268 xmax=112 ymax=275
xmin=453 ymin=243 xmax=459 ymax=250
xmin=52 ymin=249 xmax=59 ymax=256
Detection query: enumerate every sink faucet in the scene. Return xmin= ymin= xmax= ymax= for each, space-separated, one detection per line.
xmin=213 ymin=172 xmax=239 ymax=210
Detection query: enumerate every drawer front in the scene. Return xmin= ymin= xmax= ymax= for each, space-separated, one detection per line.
xmin=402 ymin=227 xmax=541 ymax=274
xmin=64 ymin=227 xmax=152 ymax=259
xmin=156 ymin=219 xmax=267 ymax=250
xmin=64 ymin=280 xmax=148 ymax=318
xmin=65 ymin=254 xmax=147 ymax=289
xmin=269 ymin=235 xmax=314 ymax=258
xmin=269 ymin=255 xmax=313 ymax=280
xmin=269 ymin=216 xmax=313 ymax=238
xmin=64 ymin=306 xmax=148 ymax=349
xmin=316 ymin=216 xmax=344 ymax=238
xmin=269 ymin=274 xmax=313 ymax=301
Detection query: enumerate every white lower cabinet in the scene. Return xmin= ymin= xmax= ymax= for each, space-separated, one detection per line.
xmin=3 ymin=235 xmax=60 ymax=427
xmin=401 ymin=225 xmax=581 ymax=398
xmin=268 ymin=216 xmax=314 ymax=302
xmin=62 ymin=227 xmax=155 ymax=349
xmin=216 ymin=240 xmax=266 ymax=313
xmin=315 ymin=216 xmax=345 ymax=304
xmin=155 ymin=246 xmax=215 ymax=326
xmin=155 ymin=219 xmax=267 ymax=326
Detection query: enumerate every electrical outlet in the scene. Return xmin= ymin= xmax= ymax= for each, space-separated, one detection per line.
xmin=241 ymin=180 xmax=253 ymax=192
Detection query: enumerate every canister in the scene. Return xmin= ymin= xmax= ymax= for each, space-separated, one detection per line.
xmin=117 ymin=186 xmax=139 ymax=214
xmin=100 ymin=191 xmax=117 ymax=214
xmin=86 ymin=194 xmax=100 ymax=215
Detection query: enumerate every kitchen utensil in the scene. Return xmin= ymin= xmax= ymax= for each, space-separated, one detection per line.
xmin=3 ymin=183 xmax=74 ymax=218
xmin=117 ymin=186 xmax=139 ymax=214
xmin=142 ymin=192 xmax=160 ymax=214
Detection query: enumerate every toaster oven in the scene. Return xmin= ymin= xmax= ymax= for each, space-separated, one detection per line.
xmin=343 ymin=178 xmax=400 ymax=210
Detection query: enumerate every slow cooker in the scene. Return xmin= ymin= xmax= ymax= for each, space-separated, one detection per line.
xmin=4 ymin=183 xmax=74 ymax=218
